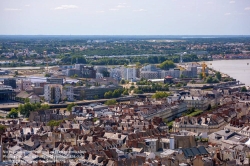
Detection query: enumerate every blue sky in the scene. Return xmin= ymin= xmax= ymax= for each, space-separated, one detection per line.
xmin=0 ymin=0 xmax=250 ymax=35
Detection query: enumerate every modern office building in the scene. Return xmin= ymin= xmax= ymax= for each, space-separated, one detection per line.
xmin=4 ymin=78 xmax=16 ymax=89
xmin=0 ymin=85 xmax=16 ymax=102
xmin=66 ymin=64 xmax=96 ymax=78
xmin=46 ymin=78 xmax=64 ymax=85
xmin=73 ymin=85 xmax=122 ymax=100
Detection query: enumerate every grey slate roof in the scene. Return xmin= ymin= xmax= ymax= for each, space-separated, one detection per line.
xmin=181 ymin=146 xmax=209 ymax=158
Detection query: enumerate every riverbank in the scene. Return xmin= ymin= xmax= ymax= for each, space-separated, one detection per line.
xmin=205 ymin=59 xmax=250 ymax=86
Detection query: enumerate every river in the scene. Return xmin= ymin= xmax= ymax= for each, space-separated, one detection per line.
xmin=206 ymin=60 xmax=250 ymax=86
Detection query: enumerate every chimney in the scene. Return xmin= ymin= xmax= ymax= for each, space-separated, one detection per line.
xmin=216 ymin=150 xmax=222 ymax=160
xmin=158 ymin=160 xmax=161 ymax=166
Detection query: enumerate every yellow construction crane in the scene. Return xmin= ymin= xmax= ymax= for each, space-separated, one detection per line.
xmin=201 ymin=62 xmax=207 ymax=79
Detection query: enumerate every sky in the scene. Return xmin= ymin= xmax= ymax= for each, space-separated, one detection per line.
xmin=0 ymin=0 xmax=250 ymax=35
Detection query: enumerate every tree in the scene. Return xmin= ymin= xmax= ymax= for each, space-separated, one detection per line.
xmin=94 ymin=95 xmax=99 ymax=99
xmin=191 ymin=79 xmax=196 ymax=84
xmin=44 ymin=73 xmax=51 ymax=77
xmin=47 ymin=120 xmax=63 ymax=127
xmin=18 ymin=103 xmax=50 ymax=117
xmin=207 ymin=104 xmax=212 ymax=111
xmin=135 ymin=62 xmax=141 ymax=68
xmin=176 ymin=83 xmax=182 ymax=87
xmin=241 ymin=86 xmax=247 ymax=92
xmin=67 ymin=103 xmax=76 ymax=112
xmin=206 ymin=76 xmax=212 ymax=83
xmin=159 ymin=60 xmax=175 ymax=70
xmin=130 ymin=85 xmax=135 ymax=90
xmin=14 ymin=71 xmax=18 ymax=76
xmin=215 ymin=72 xmax=221 ymax=81
xmin=133 ymin=88 xmax=144 ymax=94
xmin=7 ymin=108 xmax=18 ymax=118
xmin=104 ymin=91 xmax=113 ymax=99
xmin=199 ymin=73 xmax=203 ymax=80
xmin=41 ymin=104 xmax=50 ymax=109
xmin=105 ymin=99 xmax=117 ymax=105
xmin=0 ymin=124 xmax=6 ymax=134
xmin=120 ymin=79 xmax=126 ymax=84
xmin=102 ymin=71 xmax=110 ymax=77
xmin=24 ymin=98 xmax=30 ymax=103
xmin=122 ymin=89 xmax=129 ymax=95
xmin=152 ymin=92 xmax=170 ymax=99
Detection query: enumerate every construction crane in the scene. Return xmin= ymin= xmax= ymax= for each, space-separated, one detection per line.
xmin=43 ymin=51 xmax=49 ymax=73
xmin=201 ymin=62 xmax=207 ymax=79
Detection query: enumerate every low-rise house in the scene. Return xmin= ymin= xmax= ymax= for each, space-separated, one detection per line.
xmin=28 ymin=94 xmax=41 ymax=103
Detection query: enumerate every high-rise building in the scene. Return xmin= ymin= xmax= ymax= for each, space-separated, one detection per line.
xmin=122 ymin=67 xmax=137 ymax=81
xmin=44 ymin=84 xmax=62 ymax=103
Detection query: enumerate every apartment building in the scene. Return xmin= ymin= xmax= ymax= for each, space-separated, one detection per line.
xmin=44 ymin=84 xmax=62 ymax=103
xmin=180 ymin=95 xmax=209 ymax=111
xmin=16 ymin=79 xmax=32 ymax=91
xmin=122 ymin=67 xmax=137 ymax=81
xmin=62 ymin=86 xmax=74 ymax=101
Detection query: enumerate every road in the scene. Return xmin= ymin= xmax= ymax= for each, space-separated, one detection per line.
xmin=0 ymin=96 xmax=136 ymax=111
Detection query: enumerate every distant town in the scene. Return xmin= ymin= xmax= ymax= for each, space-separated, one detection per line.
xmin=0 ymin=36 xmax=250 ymax=166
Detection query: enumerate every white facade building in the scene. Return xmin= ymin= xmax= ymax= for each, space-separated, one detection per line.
xmin=110 ymin=67 xmax=122 ymax=81
xmin=122 ymin=67 xmax=137 ymax=81
xmin=62 ymin=86 xmax=74 ymax=101
xmin=44 ymin=84 xmax=62 ymax=103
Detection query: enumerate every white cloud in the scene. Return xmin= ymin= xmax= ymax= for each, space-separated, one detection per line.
xmin=117 ymin=5 xmax=126 ymax=8
xmin=4 ymin=8 xmax=21 ymax=11
xmin=224 ymin=13 xmax=231 ymax=15
xmin=96 ymin=10 xmax=105 ymax=13
xmin=25 ymin=4 xmax=30 ymax=7
xmin=54 ymin=5 xmax=78 ymax=10
xmin=229 ymin=1 xmax=235 ymax=3
xmin=207 ymin=1 xmax=213 ymax=4
xmin=133 ymin=9 xmax=147 ymax=12
xmin=109 ymin=8 xmax=119 ymax=11
xmin=109 ymin=3 xmax=129 ymax=11
xmin=245 ymin=7 xmax=250 ymax=10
